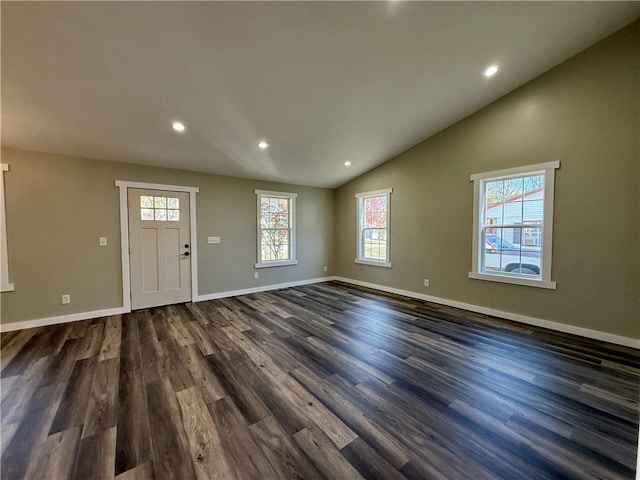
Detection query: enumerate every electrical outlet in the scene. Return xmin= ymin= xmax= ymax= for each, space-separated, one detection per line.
xmin=253 ymin=272 xmax=259 ymax=279
xmin=208 ymin=236 xmax=221 ymax=244
xmin=423 ymin=279 xmax=429 ymax=287
xmin=323 ymin=266 xmax=328 ymax=272
xmin=61 ymin=294 xmax=71 ymax=304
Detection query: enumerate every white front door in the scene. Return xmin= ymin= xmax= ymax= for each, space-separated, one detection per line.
xmin=128 ymin=188 xmax=191 ymax=310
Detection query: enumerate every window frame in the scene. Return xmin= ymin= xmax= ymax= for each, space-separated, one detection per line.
xmin=355 ymin=188 xmax=392 ymax=268
xmin=1 ymin=164 xmax=14 ymax=292
xmin=468 ymin=161 xmax=559 ymax=289
xmin=255 ymin=190 xmax=298 ymax=268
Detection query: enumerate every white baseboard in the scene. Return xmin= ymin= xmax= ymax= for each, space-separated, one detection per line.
xmin=637 ymin=433 xmax=640 ymax=480
xmin=3 ymin=277 xmax=637 ymax=350
xmin=0 ymin=277 xmax=336 ymax=333
xmin=194 ymin=276 xmax=337 ymax=302
xmin=334 ymin=277 xmax=640 ymax=349
xmin=0 ymin=306 xmax=128 ymax=333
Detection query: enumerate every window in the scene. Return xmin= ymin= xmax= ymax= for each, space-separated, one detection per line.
xmin=469 ymin=161 xmax=559 ymax=289
xmin=355 ymin=188 xmax=392 ymax=267
xmin=1 ymin=164 xmax=14 ymax=292
xmin=140 ymin=195 xmax=180 ymax=221
xmin=255 ymin=190 xmax=297 ymax=268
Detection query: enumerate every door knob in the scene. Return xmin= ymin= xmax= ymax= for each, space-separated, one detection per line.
xmin=184 ymin=244 xmax=189 ymax=248
xmin=183 ymin=251 xmax=190 ymax=256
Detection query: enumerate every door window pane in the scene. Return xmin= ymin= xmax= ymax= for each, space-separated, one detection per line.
xmin=141 ymin=208 xmax=154 ymax=220
xmin=140 ymin=196 xmax=180 ymax=222
xmin=140 ymin=196 xmax=154 ymax=208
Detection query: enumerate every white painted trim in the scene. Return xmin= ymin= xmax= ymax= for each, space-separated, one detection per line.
xmin=470 ymin=161 xmax=560 ymax=181
xmin=1 ymin=276 xmax=333 ymax=332
xmin=189 ymin=190 xmax=198 ymax=302
xmin=255 ymin=260 xmax=299 ymax=269
xmin=194 ymin=276 xmax=335 ymax=302
xmin=636 ymin=431 xmax=640 ymax=480
xmin=115 ymin=180 xmax=199 ymax=194
xmin=354 ymin=258 xmax=392 ymax=268
xmin=117 ymin=183 xmax=131 ymax=312
xmin=470 ymin=175 xmax=480 ymax=277
xmin=468 ymin=271 xmax=556 ymax=289
xmin=4 ymin=276 xmax=638 ymax=351
xmin=0 ymin=163 xmax=15 ymax=292
xmin=541 ymin=164 xmax=557 ymax=284
xmin=115 ymin=180 xmax=199 ymax=313
xmin=334 ymin=276 xmax=640 ymax=349
xmin=0 ymin=307 xmax=128 ymax=333
xmin=354 ymin=188 xmax=393 ymax=199
xmin=254 ymin=189 xmax=297 ymax=198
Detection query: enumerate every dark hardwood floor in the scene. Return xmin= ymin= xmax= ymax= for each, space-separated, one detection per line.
xmin=1 ymin=281 xmax=638 ymax=479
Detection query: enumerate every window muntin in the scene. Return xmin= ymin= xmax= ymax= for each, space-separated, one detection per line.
xmin=355 ymin=188 xmax=392 ymax=267
xmin=469 ymin=162 xmax=558 ymax=289
xmin=255 ymin=190 xmax=297 ymax=268
xmin=140 ymin=195 xmax=180 ymax=221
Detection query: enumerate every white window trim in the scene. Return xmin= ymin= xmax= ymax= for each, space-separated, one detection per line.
xmin=469 ymin=161 xmax=559 ymax=289
xmin=1 ymin=164 xmax=15 ymax=292
xmin=255 ymin=189 xmax=298 ymax=268
xmin=355 ymin=188 xmax=392 ymax=268
xmin=115 ymin=180 xmax=199 ymax=312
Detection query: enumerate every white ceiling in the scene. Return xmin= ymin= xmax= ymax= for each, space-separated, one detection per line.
xmin=2 ymin=2 xmax=638 ymax=188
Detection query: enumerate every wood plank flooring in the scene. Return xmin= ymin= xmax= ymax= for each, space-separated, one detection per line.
xmin=1 ymin=281 xmax=638 ymax=479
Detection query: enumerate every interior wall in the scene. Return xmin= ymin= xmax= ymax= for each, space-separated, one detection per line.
xmin=1 ymin=22 xmax=638 ymax=339
xmin=335 ymin=22 xmax=640 ymax=339
xmin=0 ymin=148 xmax=334 ymax=324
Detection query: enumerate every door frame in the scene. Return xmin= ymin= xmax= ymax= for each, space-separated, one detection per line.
xmin=115 ymin=180 xmax=199 ymax=312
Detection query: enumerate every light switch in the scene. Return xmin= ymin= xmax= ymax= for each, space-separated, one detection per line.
xmin=208 ymin=236 xmax=221 ymax=244
xmin=99 ymin=237 xmax=108 ymax=246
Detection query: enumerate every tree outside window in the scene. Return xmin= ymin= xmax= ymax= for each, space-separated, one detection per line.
xmin=255 ymin=190 xmax=297 ymax=268
xmin=355 ymin=188 xmax=392 ymax=268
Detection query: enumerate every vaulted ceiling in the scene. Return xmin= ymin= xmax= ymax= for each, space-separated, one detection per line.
xmin=2 ymin=2 xmax=638 ymax=187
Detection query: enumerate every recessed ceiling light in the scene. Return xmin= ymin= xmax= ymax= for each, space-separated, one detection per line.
xmin=172 ymin=121 xmax=186 ymax=132
xmin=344 ymin=160 xmax=352 ymax=167
xmin=257 ymin=140 xmax=269 ymax=149
xmin=484 ymin=64 xmax=499 ymax=77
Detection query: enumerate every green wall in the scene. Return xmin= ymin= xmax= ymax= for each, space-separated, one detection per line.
xmin=0 ymin=149 xmax=335 ymax=324
xmin=2 ymin=22 xmax=638 ymax=340
xmin=335 ymin=22 xmax=639 ymax=339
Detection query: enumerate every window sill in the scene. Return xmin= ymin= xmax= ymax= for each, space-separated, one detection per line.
xmin=1 ymin=283 xmax=15 ymax=292
xmin=468 ymin=271 xmax=556 ymax=289
xmin=255 ymin=260 xmax=298 ymax=269
xmin=355 ymin=259 xmax=392 ymax=268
